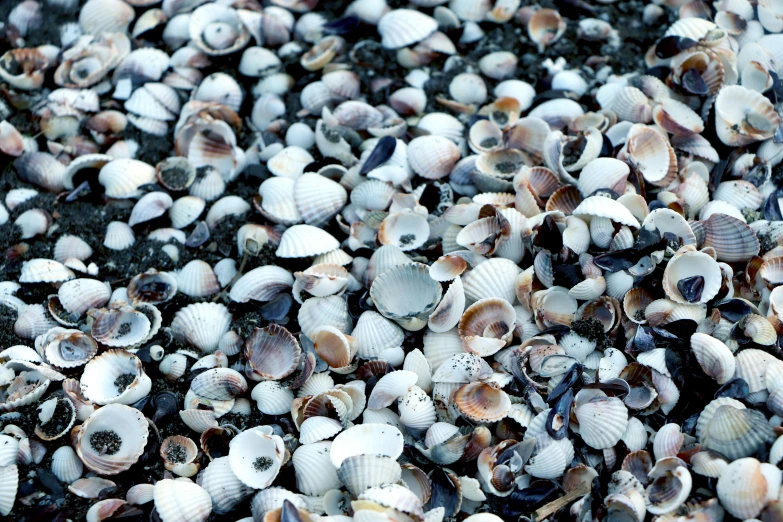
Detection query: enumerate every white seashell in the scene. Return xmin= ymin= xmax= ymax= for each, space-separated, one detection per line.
xmin=352 ymin=311 xmax=404 ymax=359
xmin=19 ymin=258 xmax=75 ymax=284
xmin=75 ymin=403 xmax=149 ymax=475
xmin=299 ymin=417 xmax=343 ymax=445
xmin=171 ymin=303 xmax=232 ymax=353
xmin=298 ymin=295 xmax=352 ymax=339
xmin=54 ymin=235 xmax=93 ymax=263
xmin=277 ymin=224 xmax=340 ymax=258
xmin=153 ymin=479 xmax=212 ymax=522
xmin=169 ymin=196 xmax=205 ymax=229
xmin=230 ymin=265 xmax=293 ymax=303
xmin=574 ymin=389 xmax=628 ymax=449
xmin=251 ymin=381 xmax=294 ymax=415
xmin=370 ymin=263 xmax=443 ymax=331
xmin=408 ymin=135 xmax=461 ymax=180
xmin=258 ymin=177 xmax=302 ymax=225
xmin=196 ymin=457 xmax=253 ymax=515
xmin=715 ymin=85 xmax=780 ymax=146
xmin=573 ymin=196 xmax=640 ymax=228
xmin=51 ymin=446 xmax=83 ymax=484
xmin=80 ymin=349 xmax=151 ymax=405
xmin=204 ymin=196 xmax=250 ymax=228
xmin=58 ymin=278 xmax=110 ymax=318
xmin=104 ymin=222 xmax=135 ymax=251
xmin=330 ymin=423 xmax=404 ymax=468
xmin=293 ymin=441 xmax=342 ymax=496
xmin=228 ymin=427 xmax=285 ymax=489
xmin=378 ymin=9 xmax=437 ymax=49
xmin=99 ymin=159 xmax=156 ymax=199
xmin=176 ymin=260 xmax=220 ymax=298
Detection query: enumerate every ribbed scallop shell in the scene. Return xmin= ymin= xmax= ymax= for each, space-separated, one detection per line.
xmin=189 ymin=3 xmax=250 ymax=56
xmin=370 ymin=263 xmax=443 ymax=331
xmin=43 ymin=329 xmax=98 ymax=369
xmin=89 ymin=307 xmax=150 ymax=347
xmin=572 ymin=196 xmax=640 ymax=228
xmin=170 ymin=302 xmax=232 ymax=353
xmin=0 ymin=465 xmax=17 ymax=516
xmin=662 ymin=248 xmax=722 ymax=304
xmin=330 ymin=423 xmax=404 ymax=468
xmin=577 ymin=158 xmax=629 ymax=197
xmin=169 ymin=196 xmax=205 ymax=229
xmin=53 ymin=235 xmax=93 ymax=263
xmin=276 ymin=224 xmax=340 ymax=258
xmin=690 ymin=213 xmax=760 ymax=262
xmin=228 ymin=428 xmax=285 ymax=489
xmin=700 ymin=404 xmax=774 ymax=460
xmin=715 ymin=85 xmax=780 ymax=146
xmin=294 ymin=173 xmax=347 ymax=227
xmin=257 ymin=177 xmax=301 ymax=225
xmin=19 ymin=258 xmax=75 ymax=283
xmin=625 ymin=125 xmax=677 ymax=187
xmin=75 ymin=403 xmax=149 ymax=475
xmin=574 ymin=389 xmax=629 ymax=449
xmin=291 ymin=441 xmax=342 ymax=496
xmin=58 ymin=278 xmax=110 ymax=317
xmin=103 ymin=221 xmax=135 ymax=251
xmin=79 ymin=0 xmax=134 ymax=34
xmin=717 ymin=458 xmax=773 ymax=519
xmin=229 ymin=265 xmax=293 ymax=303
xmin=298 ymin=295 xmax=352 ymax=339
xmin=454 ymin=381 xmax=511 ymax=422
xmin=525 ymin=437 xmax=574 ymax=480
xmin=153 ymin=479 xmax=212 ymax=522
xmin=458 ymin=297 xmax=515 ymax=356
xmin=462 ymin=257 xmax=520 ymax=303
xmin=80 ymin=349 xmax=151 ymax=405
xmin=197 ymin=457 xmax=253 ymax=515
xmin=245 ymin=324 xmax=301 ymax=381
xmin=428 ymin=276 xmax=465 ymax=334
xmin=407 ymin=135 xmax=461 ymax=180
xmin=352 ymin=311 xmax=404 ymax=359
xmin=176 ymin=260 xmax=220 ymax=298
xmin=378 ymin=9 xmax=437 ymax=49
xmin=337 ymin=455 xmax=402 ymax=497
xmin=691 ymin=333 xmax=735 ymax=384
xmin=251 ymin=381 xmax=295 ymax=415
xmin=99 ymin=159 xmax=156 ymax=199
xmin=51 ymin=446 xmax=83 ymax=484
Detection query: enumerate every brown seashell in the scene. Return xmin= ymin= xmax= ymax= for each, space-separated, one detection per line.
xmin=245 ymin=324 xmax=302 ymax=381
xmin=453 ymin=381 xmax=511 ymax=423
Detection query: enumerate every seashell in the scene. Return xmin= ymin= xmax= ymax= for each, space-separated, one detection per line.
xmin=54 ymin=235 xmax=93 ymax=263
xmin=252 ymin=381 xmax=295 ymax=415
xmin=463 ymin=257 xmax=520 ymax=303
xmin=292 ymin=441 xmax=342 ymax=496
xmin=276 ymin=224 xmax=340 ymax=258
xmin=176 ymin=260 xmax=220 ymax=298
xmin=700 ymin=404 xmax=775 ymax=460
xmin=378 ymin=9 xmax=437 ymax=49
xmin=19 ymin=258 xmax=75 ymax=284
xmin=717 ymin=458 xmax=779 ymax=519
xmin=574 ymin=389 xmax=629 ymax=449
xmin=189 ymin=4 xmax=250 ymax=56
xmin=79 ymin=0 xmax=134 ymax=34
xmin=577 ymin=158 xmax=629 ymax=198
xmin=99 ymin=159 xmax=156 ymax=199
xmin=57 ymin=278 xmax=110 ymax=319
xmin=179 ymin=409 xmax=218 ymax=433
xmin=75 ymin=403 xmax=149 ymax=475
xmin=573 ymin=196 xmax=640 ymax=228
xmin=43 ymin=329 xmax=98 ymax=369
xmin=230 ymin=266 xmax=293 ymax=304
xmin=160 ymin=435 xmax=198 ymax=477
xmin=525 ymin=438 xmax=575 ymax=480
xmin=171 ymin=303 xmax=232 ymax=353
xmin=691 ymin=333 xmax=735 ymax=384
xmin=245 ymin=324 xmax=301 ymax=381
xmin=690 ymin=213 xmax=759 ymax=262
xmin=51 ymin=445 xmax=83 ymax=483
xmin=652 ymin=98 xmax=704 ymax=135
xmin=153 ymin=479 xmax=212 ymax=522
xmin=127 ymin=270 xmax=178 ymax=306
xmin=298 ymin=296 xmax=352 ymax=339
xmin=104 ymin=222 xmax=135 ymax=251
xmin=715 ymin=85 xmax=780 ymax=146
xmin=89 ymin=307 xmax=151 ymax=347
xmin=454 ymin=381 xmax=510 ymax=422
xmin=228 ymin=427 xmax=285 ymax=489
xmin=645 ymin=458 xmax=692 ymax=515
xmin=338 ymin=455 xmax=402 ymax=497
xmin=662 ymin=247 xmax=722 ymax=304
xmin=625 ymin=125 xmax=677 ymax=187
xmin=527 ymin=9 xmax=566 ymax=52
xmin=330 ymin=423 xmax=404 ymax=468
xmin=191 ymin=368 xmax=247 ymax=401
xmin=80 ymin=349 xmax=151 ymax=405
xmin=370 ymin=263 xmax=443 ymax=331
xmin=353 ymin=311 xmax=404 ymax=359
xmin=197 ymin=457 xmax=253 ymax=515
xmin=408 ymin=135 xmax=461 ymax=180
xmin=294 ymin=173 xmax=347 ymax=227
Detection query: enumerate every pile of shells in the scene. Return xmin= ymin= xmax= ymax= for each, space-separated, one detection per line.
xmin=6 ymin=0 xmax=783 ymax=520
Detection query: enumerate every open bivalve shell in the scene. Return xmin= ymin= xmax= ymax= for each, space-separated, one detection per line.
xmin=74 ymin=403 xmax=149 ymax=475
xmin=228 ymin=427 xmax=286 ymax=489
xmin=80 ymin=349 xmax=152 ymax=405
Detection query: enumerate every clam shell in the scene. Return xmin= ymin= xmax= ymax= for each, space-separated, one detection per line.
xmin=171 ymin=303 xmax=232 ymax=353
xmin=75 ymin=403 xmax=149 ymax=475
xmin=43 ymin=329 xmax=98 ymax=369
xmin=251 ymin=381 xmax=295 ymax=415
xmin=574 ymin=389 xmax=629 ymax=449
xmin=691 ymin=333 xmax=735 ymax=384
xmin=51 ymin=446 xmax=83 ymax=484
xmin=245 ymin=324 xmax=302 ymax=381
xmin=98 ymin=159 xmax=156 ymax=199
xmin=19 ymin=259 xmax=75 ymax=284
xmin=715 ymin=85 xmax=780 ymax=146
xmin=228 ymin=427 xmax=285 ymax=489
xmin=277 ymin=224 xmax=340 ymax=258
xmin=127 ymin=270 xmax=178 ymax=305
xmin=292 ymin=441 xmax=342 ymax=496
xmin=58 ymin=278 xmax=110 ymax=318
xmin=625 ymin=125 xmax=677 ymax=187
xmin=229 ymin=266 xmax=293 ymax=303
xmin=197 ymin=457 xmax=253 ymax=515
xmin=690 ymin=213 xmax=760 ymax=262
xmin=80 ymin=349 xmax=151 ymax=405
xmin=408 ymin=135 xmax=461 ymax=180
xmin=338 ymin=455 xmax=402 ymax=497
xmin=330 ymin=423 xmax=404 ymax=468
xmin=176 ymin=260 xmax=220 ymax=298
xmin=294 ymin=173 xmax=348 ymax=227
xmin=89 ymin=307 xmax=151 ymax=347
xmin=662 ymin=248 xmax=722 ymax=304
xmin=53 ymin=235 xmax=93 ymax=263
xmin=352 ymin=311 xmax=404 ymax=359
xmin=428 ymin=276 xmax=465 ymax=334
xmin=717 ymin=458 xmax=777 ymax=519
xmin=700 ymin=404 xmax=775 ymax=460
xmin=378 ymin=9 xmax=437 ymax=49
xmin=370 ymin=263 xmax=443 ymax=331
xmin=103 ymin=222 xmax=135 ymax=251
xmin=153 ymin=479 xmax=212 ymax=522
xmin=298 ymin=295 xmax=352 ymax=339
xmin=454 ymin=381 xmax=510 ymax=422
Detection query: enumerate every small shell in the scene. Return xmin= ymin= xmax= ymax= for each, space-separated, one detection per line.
xmin=276 ymin=224 xmax=340 ymax=258
xmin=127 ymin=270 xmax=178 ymax=305
xmin=228 ymin=427 xmax=285 ymax=489
xmin=75 ymin=404 xmax=149 ymax=475
xmin=176 ymin=260 xmax=220 ymax=298
xmin=197 ymin=457 xmax=253 ymax=515
xmin=337 ymin=455 xmax=402 ymax=497
xmin=245 ymin=324 xmax=302 ymax=381
xmin=408 ymin=135 xmax=461 ymax=180
xmin=717 ymin=458 xmax=778 ymax=519
xmin=715 ymin=85 xmax=780 ymax=146
xmin=80 ymin=349 xmax=151 ymax=405
xmin=58 ymin=279 xmax=110 ymax=318
xmin=89 ymin=307 xmax=151 ymax=347
xmin=51 ymin=446 xmax=83 ymax=484
xmin=292 ymin=441 xmax=342 ymax=496
xmin=170 ymin=303 xmax=232 ymax=353
xmin=691 ymin=333 xmax=735 ymax=384
xmin=574 ymin=389 xmax=629 ymax=449
xmin=454 ymin=381 xmax=510 ymax=422
xmin=370 ymin=263 xmax=443 ymax=331
xmin=625 ymin=125 xmax=677 ymax=187
xmin=19 ymin=259 xmax=75 ymax=284
xmin=330 ymin=423 xmax=404 ymax=468
xmin=153 ymin=479 xmax=212 ymax=522
xmin=527 ymin=8 xmax=566 ymax=52
xmin=378 ymin=9 xmax=437 ymax=49
xmin=103 ymin=222 xmax=135 ymax=251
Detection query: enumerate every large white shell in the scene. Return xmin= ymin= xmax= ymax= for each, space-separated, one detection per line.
xmin=170 ymin=302 xmax=232 ymax=353
xmin=228 ymin=427 xmax=286 ymax=489
xmin=80 ymin=349 xmax=151 ymax=405
xmin=292 ymin=441 xmax=342 ymax=496
xmin=75 ymin=403 xmax=149 ymax=475
xmin=153 ymin=478 xmax=213 ymax=522
xmin=330 ymin=423 xmax=404 ymax=468
xmin=196 ymin=457 xmax=253 ymax=515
